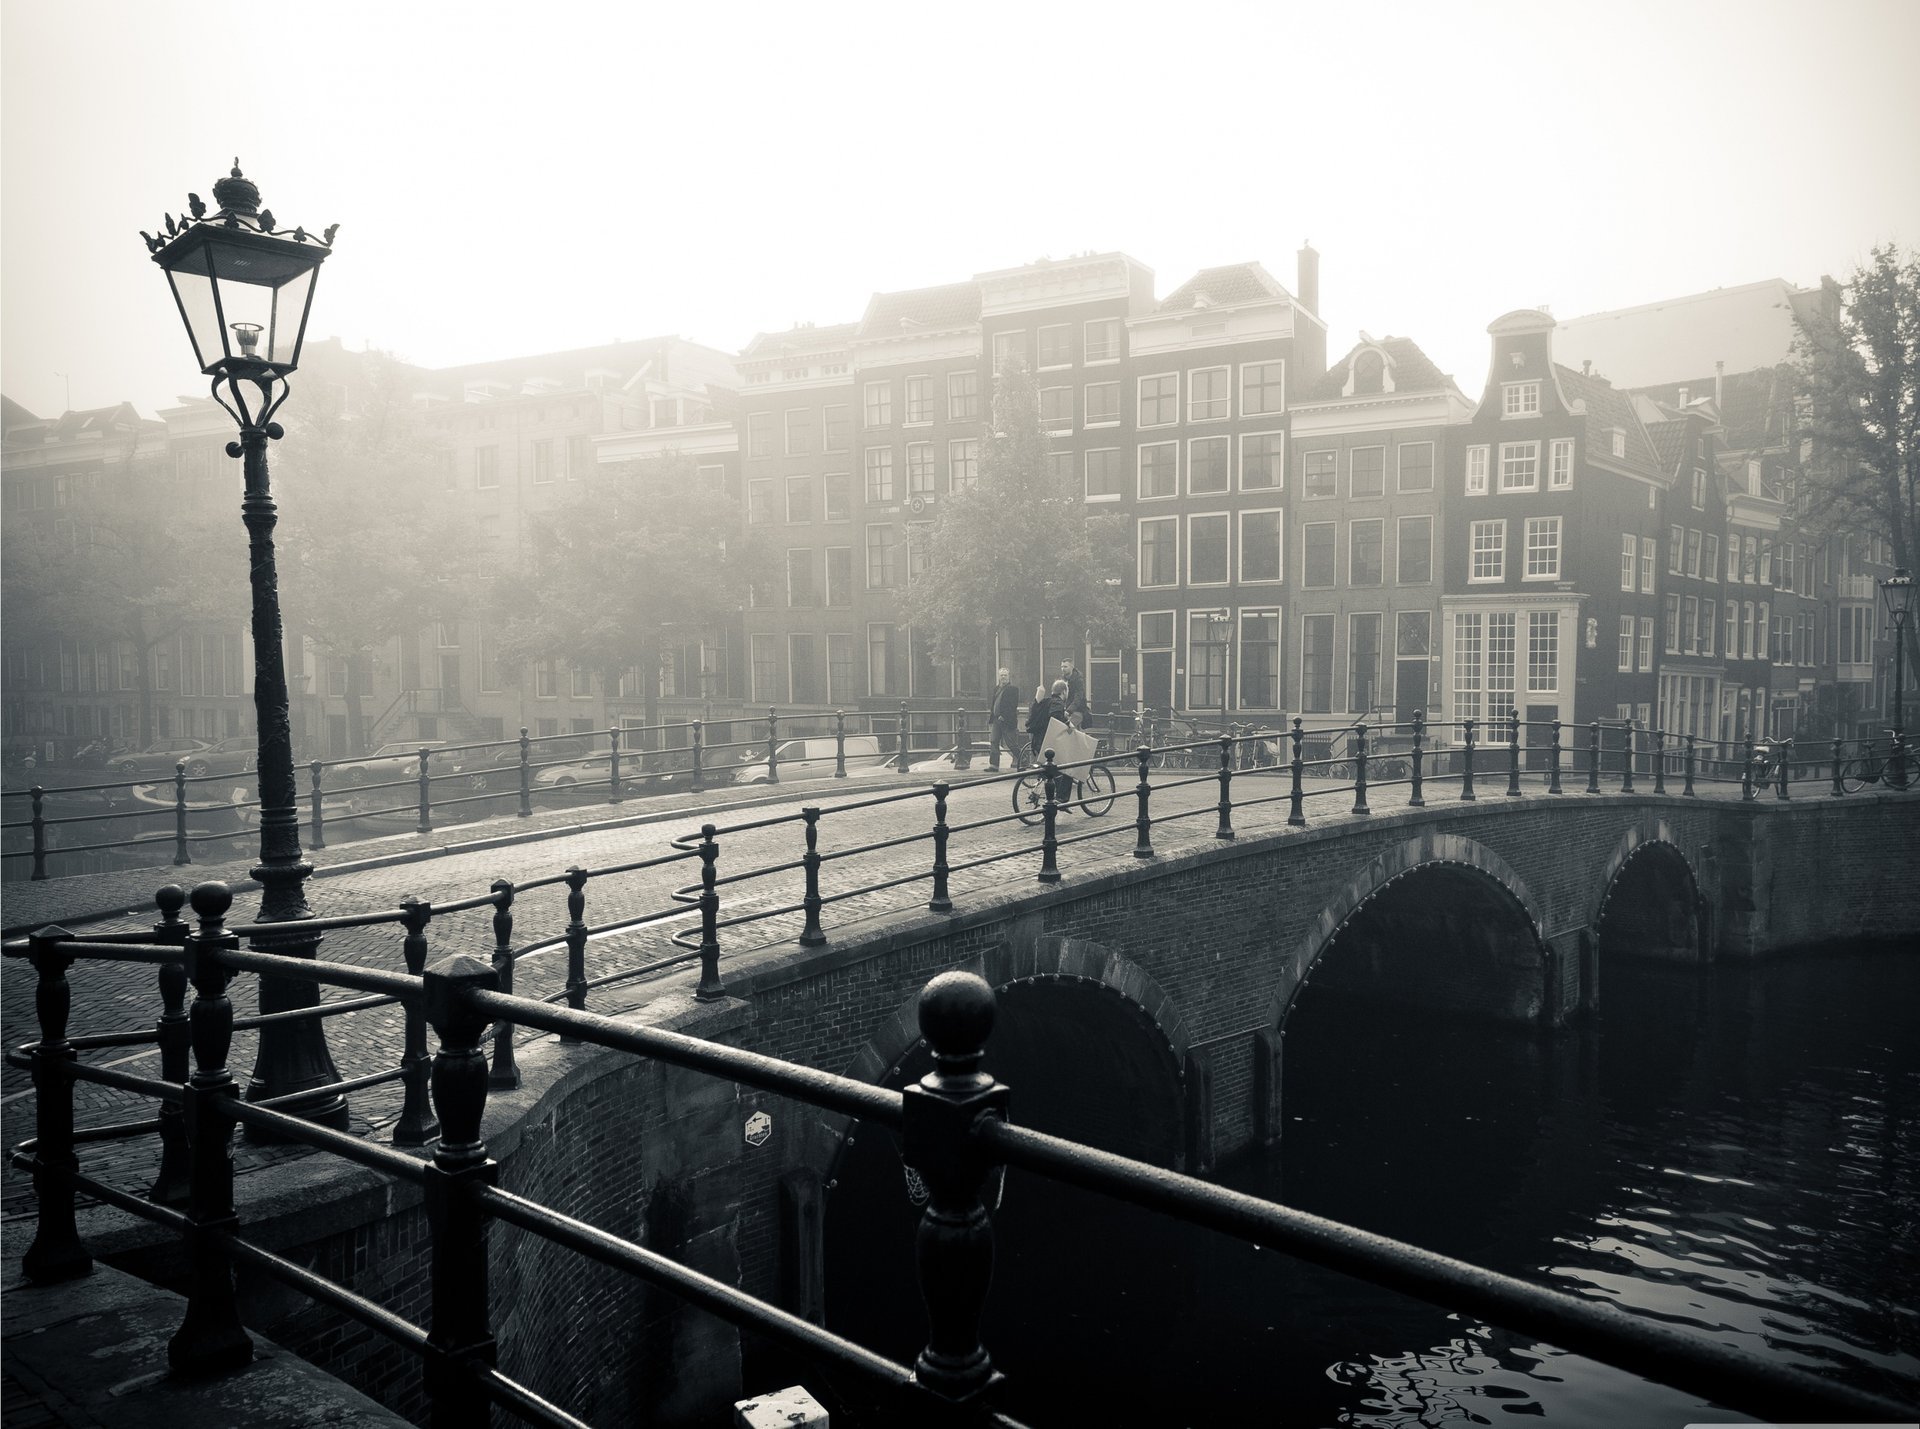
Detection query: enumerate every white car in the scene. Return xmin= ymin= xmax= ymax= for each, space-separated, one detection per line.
xmin=733 ymin=735 xmax=889 ymax=784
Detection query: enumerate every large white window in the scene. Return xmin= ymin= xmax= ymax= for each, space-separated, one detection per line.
xmin=1139 ymin=518 xmax=1178 ymax=588
xmin=1454 ymin=613 xmax=1483 ymax=722
xmin=1084 ymin=381 xmax=1120 ymax=425
xmin=1350 ymin=446 xmax=1386 ymax=499
xmin=1241 ymin=361 xmax=1285 ymax=416
xmin=1039 ymin=386 xmax=1074 ymax=430
xmin=1466 ymin=445 xmax=1489 ymax=495
xmin=1084 ymin=448 xmax=1123 ymax=501
xmin=1524 ymin=516 xmax=1561 ymax=579
xmin=1138 ymin=373 xmax=1178 ymax=427
xmin=1083 ymin=319 xmax=1121 ymax=364
xmin=1470 ymin=519 xmax=1506 ymax=582
xmin=864 ymin=448 xmax=894 ymax=503
xmin=1239 ymin=510 xmax=1282 ymax=583
xmin=1639 ymin=616 xmax=1655 ymax=672
xmin=1139 ymin=442 xmax=1177 ymax=499
xmin=1397 ymin=441 xmax=1435 ymax=493
xmin=946 ymin=373 xmax=977 ymax=422
xmin=1641 ymin=536 xmax=1656 ymax=593
xmin=904 ymin=375 xmax=933 ymax=424
xmin=1527 ymin=611 xmax=1558 ymax=693
xmin=1498 ymin=441 xmax=1540 ymax=492
xmin=1486 ymin=613 xmax=1517 ymax=722
xmin=1621 ymin=533 xmax=1637 ymax=592
xmin=1618 ymin=616 xmax=1635 ymax=672
xmin=1188 ymin=367 xmax=1230 ymax=421
xmin=1549 ymin=438 xmax=1573 ymax=489
xmin=1502 ymin=381 xmax=1541 ymax=418
xmin=1240 ymin=432 xmax=1284 ymax=490
xmin=1037 ymin=324 xmax=1073 ymax=368
xmin=1303 ymin=450 xmax=1337 ymax=499
xmin=1188 ymin=513 xmax=1230 ymax=586
xmin=864 ymin=380 xmax=892 ymax=428
xmin=949 ymin=439 xmax=978 ymax=490
xmin=1188 ymin=436 xmax=1230 ymax=495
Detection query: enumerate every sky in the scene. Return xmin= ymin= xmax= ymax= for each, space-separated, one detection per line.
xmin=5 ymin=0 xmax=1919 ymax=420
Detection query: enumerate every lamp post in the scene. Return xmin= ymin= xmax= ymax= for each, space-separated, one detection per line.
xmin=1883 ymin=568 xmax=1913 ymax=784
xmin=1204 ymin=610 xmax=1233 ymax=733
xmin=144 ymin=162 xmax=348 ymax=1133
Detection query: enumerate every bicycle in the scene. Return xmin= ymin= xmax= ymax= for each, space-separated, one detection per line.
xmin=1839 ymin=734 xmax=1919 ymax=794
xmin=1013 ymin=742 xmax=1118 ymax=824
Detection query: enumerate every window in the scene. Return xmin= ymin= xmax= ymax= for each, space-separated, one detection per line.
xmin=748 ymin=478 xmax=774 ymax=525
xmin=1139 ymin=443 xmax=1177 ymax=499
xmin=1187 ymin=514 xmax=1230 ymax=586
xmin=1470 ymin=519 xmax=1505 ymax=582
xmin=1727 ymin=534 xmax=1742 ymax=582
xmin=1037 ymin=324 xmax=1073 ymax=368
xmin=1759 ymin=540 xmax=1773 ymax=585
xmin=1639 ymin=616 xmax=1655 ymax=672
xmin=1241 ymin=432 xmax=1284 ymax=490
xmin=1756 ymin=601 xmax=1769 ymax=659
xmin=1665 ymin=593 xmax=1681 ymax=653
xmin=1189 ymin=367 xmax=1230 ymax=421
xmin=1466 ymin=445 xmax=1489 ymax=494
xmin=827 ymin=634 xmax=855 ymax=705
xmin=1455 ymin=614 xmax=1484 ymax=721
xmin=1241 ymin=361 xmax=1285 ymax=416
xmin=1349 ymin=519 xmax=1384 ymax=585
xmin=536 ymin=662 xmax=557 ymax=698
xmin=1725 ymin=600 xmax=1739 ymax=660
xmin=1240 ymin=610 xmax=1281 ymax=709
xmin=1303 ymin=522 xmax=1336 ymax=588
xmin=1189 ymin=436 xmax=1230 ymax=495
xmin=476 ymin=446 xmax=498 ymax=489
xmin=864 ymin=381 xmax=892 ymax=427
xmin=1549 ymin=438 xmax=1573 ymax=490
xmin=822 ymin=405 xmax=851 ymax=452
xmin=1620 ymin=534 xmax=1638 ymax=592
xmin=1668 ymin=524 xmax=1685 ymax=574
xmin=1498 ymin=441 xmax=1539 ymax=492
xmin=1397 ymin=515 xmax=1432 ymax=583
xmin=1691 ymin=467 xmax=1706 ymax=509
xmin=1527 ymin=611 xmax=1558 ymax=693
xmin=904 ymin=376 xmax=933 ymax=424
xmin=1524 ymin=516 xmax=1561 ymax=579
xmin=1348 ymin=614 xmax=1382 ymax=713
xmin=1684 ymin=595 xmax=1700 ymax=654
xmin=907 ymin=522 xmax=934 ymax=582
xmin=825 ymin=547 xmax=852 ymax=607
xmin=787 ymin=549 xmax=816 ymax=607
xmin=1302 ymin=615 xmax=1335 ymax=714
xmin=1138 ymin=373 xmax=1178 ymax=427
xmin=1685 ymin=528 xmax=1702 ymax=578
xmin=865 ymin=448 xmax=894 ymax=503
xmin=824 ymin=473 xmax=850 ymax=522
xmin=747 ymin=413 xmax=773 ymax=458
xmin=1039 ymin=386 xmax=1073 ymax=429
xmin=785 ymin=408 xmax=815 ymax=455
xmin=1641 ymin=536 xmax=1656 ymax=593
xmin=1618 ymin=616 xmax=1635 ymax=673
xmin=786 ymin=475 xmax=814 ymax=522
xmin=1704 ymin=534 xmax=1720 ymax=582
xmin=1304 ymin=450 xmax=1337 ymax=499
xmin=946 ymin=372 xmax=978 ymax=422
xmin=788 ymin=634 xmax=821 ymax=705
xmin=1484 ymin=612 xmax=1518 ymax=723
xmin=1240 ymin=510 xmax=1282 ymax=583
xmin=866 ymin=524 xmax=899 ymax=588
xmin=992 ymin=330 xmax=1028 ymax=374
xmin=1047 ymin=451 xmax=1074 ymax=485
xmin=1397 ymin=441 xmax=1434 ymax=493
xmin=1611 ymin=429 xmax=1627 ymax=459
xmin=531 ymin=439 xmax=555 ymax=485
xmin=1138 ymin=518 xmax=1178 ymax=587
xmin=1337 ymin=447 xmax=1383 ymax=500
xmin=1502 ymin=381 xmax=1540 ymax=417
xmin=1085 ymin=448 xmax=1123 ymax=500
xmin=949 ymin=439 xmax=979 ymax=490
xmin=1702 ymin=598 xmax=1716 ymax=656
xmin=1084 ymin=319 xmax=1121 ymax=364
xmin=907 ymin=443 xmax=937 ymax=497
xmin=1084 ymin=381 xmax=1120 ymax=425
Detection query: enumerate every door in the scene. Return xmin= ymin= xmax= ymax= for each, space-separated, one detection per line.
xmin=1395 ymin=611 xmax=1431 ymax=726
xmin=1142 ymin=650 xmax=1174 ymax=712
xmin=1524 ymin=703 xmax=1557 ymax=771
xmin=439 ymin=652 xmax=462 ymax=704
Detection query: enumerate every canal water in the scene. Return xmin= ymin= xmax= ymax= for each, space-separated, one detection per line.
xmin=826 ymin=942 xmax=1919 ymax=1427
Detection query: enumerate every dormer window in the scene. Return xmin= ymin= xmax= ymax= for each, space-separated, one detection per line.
xmin=1502 ymin=382 xmax=1540 ymax=418
xmin=1352 ymin=351 xmax=1386 ymax=396
xmin=1610 ymin=428 xmax=1626 ymax=459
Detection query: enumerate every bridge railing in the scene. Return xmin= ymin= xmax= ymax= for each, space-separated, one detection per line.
xmin=7 ymin=885 xmax=1909 ymax=1428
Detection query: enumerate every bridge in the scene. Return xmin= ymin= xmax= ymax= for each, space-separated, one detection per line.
xmin=5 ymin=729 xmax=1917 ymax=1427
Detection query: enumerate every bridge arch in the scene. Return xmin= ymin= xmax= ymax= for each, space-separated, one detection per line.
xmin=1269 ymin=831 xmax=1552 ymax=1030
xmin=1591 ymin=821 xmax=1706 ymax=962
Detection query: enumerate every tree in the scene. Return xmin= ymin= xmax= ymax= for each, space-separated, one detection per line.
xmin=900 ymin=358 xmax=1129 ymax=687
xmin=275 ymin=353 xmax=473 ymax=752
xmin=489 ymin=456 xmax=768 ymax=727
xmin=1793 ymin=243 xmax=1920 ymax=668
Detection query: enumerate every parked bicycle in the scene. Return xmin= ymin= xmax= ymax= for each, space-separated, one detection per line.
xmin=1839 ymin=733 xmax=1918 ymax=793
xmin=1013 ymin=740 xmax=1118 ymax=823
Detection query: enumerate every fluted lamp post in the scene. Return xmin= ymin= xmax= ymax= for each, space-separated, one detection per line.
xmin=144 ymin=162 xmax=348 ymax=1134
xmin=1884 ymin=568 xmax=1914 ymax=785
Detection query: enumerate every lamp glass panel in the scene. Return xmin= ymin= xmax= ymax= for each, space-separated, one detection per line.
xmin=268 ymin=265 xmax=315 ymax=366
xmin=166 ymin=266 xmax=225 ymax=372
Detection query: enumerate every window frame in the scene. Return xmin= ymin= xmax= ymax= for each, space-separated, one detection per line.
xmin=1239 ymin=359 xmax=1285 ymax=417
xmin=1347 ymin=517 xmax=1385 ymax=587
xmin=1137 ymin=516 xmax=1179 ymax=589
xmin=1239 ymin=431 xmax=1285 ymax=491
xmin=1187 ymin=365 xmax=1231 ymax=423
xmin=1137 ymin=372 xmax=1179 ymax=428
xmin=1186 ymin=512 xmax=1232 ymax=588
xmin=1469 ymin=518 xmax=1506 ymax=583
xmin=1138 ymin=441 xmax=1178 ymax=500
xmin=1396 ymin=513 xmax=1433 ymax=584
xmin=1187 ymin=435 xmax=1232 ymax=496
xmin=1523 ymin=515 xmax=1562 ymax=581
xmin=1497 ymin=440 xmax=1540 ymax=493
xmin=1238 ymin=508 xmax=1283 ymax=584
xmin=1396 ymin=440 xmax=1435 ymax=493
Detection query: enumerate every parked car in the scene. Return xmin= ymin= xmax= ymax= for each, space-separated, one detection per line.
xmin=732 ymin=736 xmax=888 ymax=785
xmin=533 ymin=753 xmax=639 ymax=790
xmin=105 ymin=738 xmax=212 ymax=778
xmin=905 ymin=746 xmax=990 ymax=775
xmin=325 ymin=741 xmax=472 ymax=791
xmin=181 ymin=736 xmax=258 ymax=779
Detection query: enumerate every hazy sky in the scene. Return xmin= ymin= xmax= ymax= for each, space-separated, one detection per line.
xmin=5 ymin=0 xmax=1918 ymax=420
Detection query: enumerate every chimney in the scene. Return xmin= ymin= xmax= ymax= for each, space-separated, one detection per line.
xmin=1679 ymin=386 xmax=1689 ymax=408
xmin=1715 ymin=359 xmax=1725 ymax=409
xmin=1296 ymin=241 xmax=1319 ymax=317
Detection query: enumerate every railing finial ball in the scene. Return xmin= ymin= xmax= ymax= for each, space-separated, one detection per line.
xmin=189 ymin=880 xmax=233 ymax=921
xmin=155 ymin=883 xmax=188 ymax=917
xmin=917 ymin=970 xmax=995 ymax=1087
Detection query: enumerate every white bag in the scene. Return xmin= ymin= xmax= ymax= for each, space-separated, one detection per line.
xmin=1043 ymin=717 xmax=1098 ymax=767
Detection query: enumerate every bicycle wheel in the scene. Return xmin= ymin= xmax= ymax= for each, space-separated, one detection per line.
xmin=1080 ymin=763 xmax=1117 ymax=816
xmin=1013 ymin=770 xmax=1050 ymax=826
xmin=1888 ymin=755 xmax=1919 ymax=791
xmin=1839 ymin=758 xmax=1875 ymax=795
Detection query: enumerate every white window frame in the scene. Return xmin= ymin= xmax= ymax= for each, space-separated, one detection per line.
xmin=1641 ymin=535 xmax=1656 ymax=593
xmin=784 ymin=408 xmax=814 ymax=456
xmin=1347 ymin=517 xmax=1385 ymax=587
xmin=1526 ymin=610 xmax=1559 ymax=694
xmin=1187 ymin=365 xmax=1231 ymax=422
xmin=863 ymin=380 xmax=892 ymax=428
xmin=1549 ymin=438 xmax=1573 ymax=490
xmin=945 ymin=374 xmax=978 ymax=424
xmin=1396 ymin=440 xmax=1435 ymax=493
xmin=1618 ymin=616 xmax=1635 ymax=673
xmin=1186 ymin=435 xmax=1232 ymax=496
xmin=947 ymin=439 xmax=979 ymax=491
xmin=1524 ymin=515 xmax=1561 ymax=580
xmin=1138 ymin=516 xmax=1179 ymax=589
xmin=1238 ymin=508 xmax=1284 ymax=584
xmin=1036 ymin=323 xmax=1073 ymax=370
xmin=1186 ymin=511 xmax=1232 ymax=588
xmin=902 ymin=374 xmax=933 ymax=426
xmin=1348 ymin=445 xmax=1386 ymax=499
xmin=1470 ymin=518 xmax=1506 ymax=583
xmin=1137 ymin=372 xmax=1179 ymax=428
xmin=1639 ymin=616 xmax=1655 ymax=672
xmin=1466 ymin=444 xmax=1489 ymax=495
xmin=1239 ymin=430 xmax=1285 ymax=492
xmin=1501 ymin=381 xmax=1541 ymax=418
xmin=1301 ymin=520 xmax=1337 ymax=590
xmin=1396 ymin=513 xmax=1433 ymax=584
xmin=1497 ymin=440 xmax=1540 ymax=493
xmin=1083 ymin=447 xmax=1123 ymax=504
xmin=1137 ymin=441 xmax=1178 ymax=500
xmin=1239 ymin=359 xmax=1285 ymax=417
xmin=1038 ymin=385 xmax=1074 ymax=432
xmin=1083 ymin=318 xmax=1122 ymax=365
xmin=1302 ymin=449 xmax=1338 ymax=500
xmin=1083 ymin=380 xmax=1121 ymax=428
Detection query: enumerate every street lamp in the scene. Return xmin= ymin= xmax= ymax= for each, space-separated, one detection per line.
xmin=1204 ymin=610 xmax=1233 ymax=733
xmin=1883 ymin=566 xmax=1913 ymax=743
xmin=144 ymin=162 xmax=347 ymax=1133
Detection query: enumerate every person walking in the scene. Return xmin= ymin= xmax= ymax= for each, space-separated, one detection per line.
xmin=988 ymin=668 xmax=1026 ymax=770
xmin=1058 ymin=658 xmax=1089 ymax=729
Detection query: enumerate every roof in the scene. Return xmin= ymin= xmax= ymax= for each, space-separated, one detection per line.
xmin=1 ymin=401 xmax=155 ymax=451
xmin=857 ymin=282 xmax=981 ymax=339
xmin=1156 ymin=262 xmax=1290 ymax=314
xmin=1632 ymin=368 xmax=1787 ymax=452
xmin=1554 ymin=364 xmax=1661 ymax=473
xmin=1556 ymin=280 xmax=1823 ymax=388
xmin=1305 ymin=336 xmax=1454 ymax=402
xmin=429 ymin=337 xmax=682 ymax=385
xmin=1644 ymin=418 xmax=1691 ymax=477
xmin=740 ymin=323 xmax=859 ymax=362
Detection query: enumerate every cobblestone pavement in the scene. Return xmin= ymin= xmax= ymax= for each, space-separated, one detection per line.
xmin=2 ymin=758 xmax=1758 ymax=1221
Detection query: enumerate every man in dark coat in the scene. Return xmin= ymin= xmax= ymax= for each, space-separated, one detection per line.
xmin=1058 ymin=658 xmax=1089 ymax=729
xmin=988 ymin=668 xmax=1025 ymax=770
xmin=1028 ymin=680 xmax=1074 ymax=806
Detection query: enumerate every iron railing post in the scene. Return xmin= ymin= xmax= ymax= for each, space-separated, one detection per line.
xmin=954 ymin=706 xmax=971 ymax=771
xmin=608 ymin=724 xmax=623 ymax=804
xmin=416 ymin=746 xmax=433 ymax=835
xmin=1287 ymin=716 xmax=1307 ymax=826
xmin=1742 ymin=742 xmax=1758 ymax=801
xmin=1409 ymin=709 xmax=1426 ymax=807
xmin=695 ymin=825 xmax=725 ymax=1001
xmin=517 ymin=726 xmax=532 ymax=818
xmin=1133 ymin=745 xmax=1156 ymax=858
xmin=394 ymin=897 xmax=441 ymax=1146
xmin=767 ymin=707 xmax=780 ymax=784
xmin=1620 ymin=725 xmax=1637 ymax=794
xmin=173 ymin=760 xmax=191 ymax=866
xmin=1684 ymin=734 xmax=1697 ymax=797
xmin=1777 ymin=739 xmax=1792 ymax=801
xmin=1216 ymin=733 xmax=1236 ymax=839
xmin=690 ymin=719 xmax=705 ymax=792
xmin=834 ymin=709 xmax=848 ymax=778
xmin=22 ymin=924 xmax=89 ymax=1284
xmin=420 ymin=952 xmax=501 ymax=1427
xmin=1038 ymin=752 xmax=1061 ymax=883
xmin=308 ymin=760 xmax=326 ymax=849
xmin=561 ymin=867 xmax=589 ymax=1036
xmin=898 ymin=700 xmax=913 ymax=772
xmin=168 ymin=881 xmax=251 ymax=1377
xmin=1831 ymin=736 xmax=1846 ymax=798
xmin=903 ymin=971 xmax=1008 ymax=1407
xmin=800 ymin=809 xmax=826 ymax=946
xmin=149 ymin=884 xmax=192 ymax=1208
xmin=929 ymin=782 xmax=953 ymax=913
xmin=487 ymin=879 xmax=520 ymax=1090
xmin=1505 ymin=710 xmax=1522 ymax=797
xmin=1461 ymin=718 xmax=1477 ymax=801
xmin=1350 ymin=724 xmax=1370 ymax=817
xmin=1652 ymin=728 xmax=1667 ymax=796
xmin=1587 ymin=719 xmax=1603 ymax=794
xmin=29 ymin=784 xmax=46 ymax=880
xmin=1547 ymin=720 xmax=1564 ymax=795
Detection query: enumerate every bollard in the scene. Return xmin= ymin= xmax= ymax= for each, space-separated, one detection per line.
xmin=308 ymin=760 xmax=326 ymax=849
xmin=1505 ymin=710 xmax=1522 ymax=797
xmin=690 ymin=719 xmax=705 ymax=793
xmin=903 ymin=972 xmax=1007 ymax=1404
xmin=29 ymin=785 xmax=46 ymax=880
xmin=1777 ymin=739 xmax=1792 ymax=801
xmin=394 ymin=898 xmax=441 ymax=1146
xmin=695 ymin=825 xmax=724 ymax=1000
xmin=517 ymin=727 xmax=533 ymax=818
xmin=487 ymin=880 xmax=521 ymax=1090
xmin=420 ymin=952 xmax=502 ymax=1423
xmin=1216 ymin=733 xmax=1236 ymax=839
xmin=167 ymin=882 xmax=251 ymax=1377
xmin=22 ymin=924 xmax=90 ymax=1283
xmin=1547 ymin=720 xmax=1564 ymax=795
xmin=767 ymin=707 xmax=781 ymax=784
xmin=1409 ymin=710 xmax=1426 ymax=808
xmin=834 ymin=710 xmax=848 ymax=778
xmin=1287 ymin=717 xmax=1307 ymax=826
xmin=1350 ymin=724 xmax=1370 ymax=817
xmin=174 ymin=760 xmax=191 ymax=866
xmin=1620 ymin=725 xmax=1637 ymax=794
xmin=1037 ymin=752 xmax=1061 ymax=883
xmin=1831 ymin=736 xmax=1846 ymax=798
xmin=561 ymin=868 xmax=589 ymax=1036
xmin=416 ymin=746 xmax=433 ymax=835
xmin=1652 ymin=728 xmax=1667 ymax=796
xmin=1742 ymin=742 xmax=1758 ymax=801
xmin=953 ymin=707 xmax=971 ymax=772
xmin=1133 ymin=745 xmax=1156 ymax=858
xmin=150 ymin=884 xmax=192 ymax=1208
xmin=1684 ymin=734 xmax=1697 ymax=797
xmin=1461 ymin=719 xmax=1478 ymax=800
xmin=608 ymin=724 xmax=623 ymax=805
xmin=1586 ymin=719 xmax=1603 ymax=794
xmin=929 ymin=783 xmax=953 ymax=913
xmin=898 ymin=700 xmax=913 ymax=772
xmin=800 ymin=809 xmax=826 ymax=945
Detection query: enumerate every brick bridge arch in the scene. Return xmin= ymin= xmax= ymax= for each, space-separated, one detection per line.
xmin=1591 ymin=819 xmax=1708 ymax=961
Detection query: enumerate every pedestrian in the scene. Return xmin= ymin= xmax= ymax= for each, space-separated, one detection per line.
xmin=1058 ymin=658 xmax=1089 ymax=729
xmin=1028 ymin=680 xmax=1074 ymax=807
xmin=988 ymin=668 xmax=1026 ymax=771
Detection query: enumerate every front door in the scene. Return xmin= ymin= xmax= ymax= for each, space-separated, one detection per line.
xmin=1395 ymin=611 xmax=1432 ymax=726
xmin=1142 ymin=650 xmax=1174 ymax=712
xmin=1524 ymin=703 xmax=1558 ymax=771
xmin=440 ymin=653 xmax=461 ymax=703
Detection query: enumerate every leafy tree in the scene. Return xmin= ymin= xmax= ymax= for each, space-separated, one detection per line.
xmin=275 ymin=353 xmax=472 ymax=752
xmin=899 ymin=358 xmax=1129 ymax=685
xmin=489 ymin=456 xmax=768 ymax=727
xmin=1793 ymin=243 xmax=1920 ymax=667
